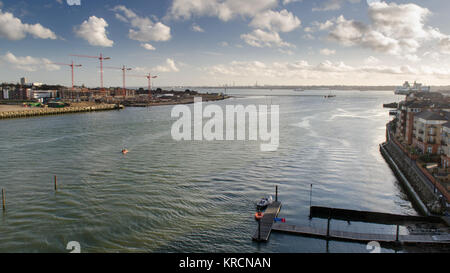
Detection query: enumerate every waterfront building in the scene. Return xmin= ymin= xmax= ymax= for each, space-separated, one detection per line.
xmin=395 ymin=92 xmax=449 ymax=145
xmin=412 ymin=111 xmax=448 ymax=154
xmin=20 ymin=77 xmax=27 ymax=86
xmin=441 ymin=122 xmax=450 ymax=169
xmin=31 ymin=90 xmax=58 ymax=100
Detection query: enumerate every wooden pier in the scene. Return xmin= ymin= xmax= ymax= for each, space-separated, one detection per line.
xmin=252 ymin=201 xmax=282 ymax=242
xmin=272 ymin=223 xmax=450 ymax=245
xmin=309 ymin=206 xmax=445 ymax=225
xmin=252 ymin=201 xmax=450 ymax=245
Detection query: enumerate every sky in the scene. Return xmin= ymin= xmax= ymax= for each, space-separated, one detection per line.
xmin=1 ymin=0 xmax=450 ymax=87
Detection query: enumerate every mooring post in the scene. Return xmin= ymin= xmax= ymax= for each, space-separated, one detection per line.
xmin=309 ymin=184 xmax=313 ymax=219
xmin=396 ymin=224 xmax=400 ymax=242
xmin=258 ymin=219 xmax=261 ymax=241
xmin=326 ymin=209 xmax=332 ymax=238
xmin=54 ymin=175 xmax=57 ymax=191
xmin=2 ymin=188 xmax=5 ymax=212
xmin=275 ymin=185 xmax=278 ymax=202
xmin=327 ymin=217 xmax=331 ymax=238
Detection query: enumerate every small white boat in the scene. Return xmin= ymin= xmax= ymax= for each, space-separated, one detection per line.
xmin=256 ymin=196 xmax=273 ymax=209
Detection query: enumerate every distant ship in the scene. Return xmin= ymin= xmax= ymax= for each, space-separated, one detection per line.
xmin=395 ymin=81 xmax=430 ymax=95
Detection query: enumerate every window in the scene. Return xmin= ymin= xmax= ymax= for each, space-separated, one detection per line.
xmin=427 ymin=146 xmax=433 ymax=154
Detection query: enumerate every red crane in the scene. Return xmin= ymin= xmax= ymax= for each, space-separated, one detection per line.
xmin=129 ymin=73 xmax=158 ymax=99
xmin=104 ymin=65 xmax=132 ymax=96
xmin=51 ymin=61 xmax=82 ymax=89
xmin=69 ymin=53 xmax=110 ymax=91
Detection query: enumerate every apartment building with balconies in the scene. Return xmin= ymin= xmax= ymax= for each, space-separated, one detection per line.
xmin=412 ymin=111 xmax=448 ymax=154
xmin=441 ymin=122 xmax=450 ymax=168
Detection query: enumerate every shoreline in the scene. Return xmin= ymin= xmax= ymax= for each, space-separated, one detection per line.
xmin=0 ymin=103 xmax=122 ymax=120
xmin=0 ymin=95 xmax=232 ymax=120
xmin=121 ymin=95 xmax=231 ymax=107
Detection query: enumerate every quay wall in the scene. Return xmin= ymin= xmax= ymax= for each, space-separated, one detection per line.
xmin=380 ymin=143 xmax=431 ymax=216
xmin=381 ymin=123 xmax=444 ymax=215
xmin=0 ymin=104 xmax=121 ymax=120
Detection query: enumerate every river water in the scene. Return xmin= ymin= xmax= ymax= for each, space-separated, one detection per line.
xmin=0 ymin=89 xmax=427 ymax=253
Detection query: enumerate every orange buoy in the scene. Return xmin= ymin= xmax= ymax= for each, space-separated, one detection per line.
xmin=122 ymin=149 xmax=129 ymax=155
xmin=254 ymin=211 xmax=263 ymax=220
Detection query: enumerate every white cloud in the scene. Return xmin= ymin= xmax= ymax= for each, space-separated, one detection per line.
xmin=249 ymin=9 xmax=301 ymax=33
xmin=320 ymin=48 xmax=336 ymax=55
xmin=278 ymin=48 xmax=294 ymax=55
xmin=283 ymin=0 xmax=303 ymax=5
xmin=113 ymin=5 xmax=171 ymax=42
xmin=306 ymin=20 xmax=334 ymax=33
xmin=74 ymin=16 xmax=113 ymax=47
xmin=141 ymin=43 xmax=156 ymax=51
xmin=0 ymin=9 xmax=57 ymax=40
xmin=154 ymin=58 xmax=180 ymax=72
xmin=2 ymin=52 xmax=60 ymax=71
xmin=302 ymin=33 xmax=315 ymax=40
xmin=191 ymin=23 xmax=204 ymax=32
xmin=438 ymin=37 xmax=450 ymax=54
xmin=313 ymin=0 xmax=361 ymax=12
xmin=423 ymin=51 xmax=440 ymax=61
xmin=167 ymin=0 xmax=278 ymax=21
xmin=327 ymin=2 xmax=450 ymax=58
xmin=241 ymin=29 xmax=293 ymax=48
xmin=364 ymin=56 xmax=380 ymax=65
xmin=206 ymin=58 xmax=450 ymax=82
xmin=67 ymin=0 xmax=81 ymax=6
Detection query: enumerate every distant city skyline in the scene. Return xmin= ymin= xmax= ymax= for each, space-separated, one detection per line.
xmin=1 ymin=0 xmax=450 ymax=87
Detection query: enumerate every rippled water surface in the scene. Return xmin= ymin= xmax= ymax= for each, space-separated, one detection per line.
xmin=0 ymin=89 xmax=421 ymax=252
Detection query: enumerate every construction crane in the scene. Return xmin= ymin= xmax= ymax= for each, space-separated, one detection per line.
xmin=50 ymin=61 xmax=82 ymax=90
xmin=129 ymin=73 xmax=158 ymax=99
xmin=104 ymin=65 xmax=132 ymax=96
xmin=69 ymin=53 xmax=110 ymax=91
xmin=146 ymin=73 xmax=158 ymax=98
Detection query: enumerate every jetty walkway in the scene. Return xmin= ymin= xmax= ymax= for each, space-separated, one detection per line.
xmin=0 ymin=104 xmax=122 ymax=119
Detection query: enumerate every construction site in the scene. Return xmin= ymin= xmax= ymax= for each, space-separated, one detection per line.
xmin=0 ymin=52 xmax=229 ymax=111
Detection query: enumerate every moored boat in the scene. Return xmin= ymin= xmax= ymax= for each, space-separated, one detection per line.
xmin=256 ymin=196 xmax=273 ymax=209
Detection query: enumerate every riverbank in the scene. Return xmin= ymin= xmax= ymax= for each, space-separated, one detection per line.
xmin=381 ymin=122 xmax=446 ymax=215
xmin=0 ymin=95 xmax=232 ymax=119
xmin=121 ymin=94 xmax=231 ymax=107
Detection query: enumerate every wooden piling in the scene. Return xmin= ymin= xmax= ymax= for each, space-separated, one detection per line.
xmin=326 ymin=209 xmax=332 ymax=238
xmin=396 ymin=224 xmax=400 ymax=242
xmin=258 ymin=219 xmax=261 ymax=241
xmin=327 ymin=217 xmax=331 ymax=238
xmin=275 ymin=185 xmax=278 ymax=202
xmin=309 ymin=184 xmax=313 ymax=219
xmin=2 ymin=188 xmax=5 ymax=211
xmin=54 ymin=175 xmax=57 ymax=191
